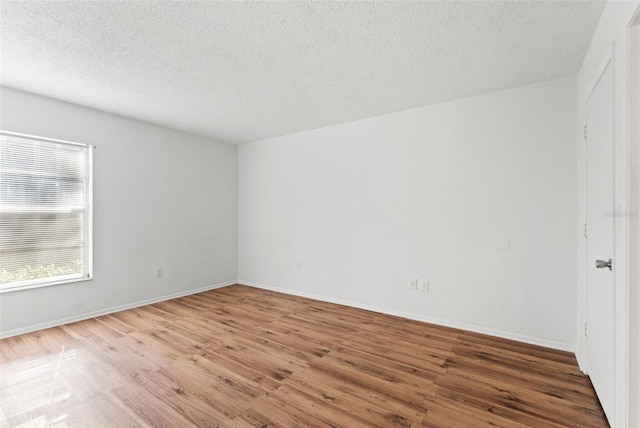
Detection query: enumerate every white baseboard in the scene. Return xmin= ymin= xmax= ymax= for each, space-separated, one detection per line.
xmin=3 ymin=278 xmax=576 ymax=354
xmin=0 ymin=280 xmax=236 ymax=339
xmin=238 ymin=280 xmax=575 ymax=353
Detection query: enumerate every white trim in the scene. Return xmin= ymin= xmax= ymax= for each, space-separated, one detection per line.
xmin=0 ymin=274 xmax=91 ymax=294
xmin=86 ymin=135 xmax=94 ymax=284
xmin=0 ymin=280 xmax=236 ymax=339
xmin=0 ymin=129 xmax=90 ymax=149
xmin=238 ymin=280 xmax=574 ymax=353
xmin=585 ymin=47 xmax=614 ymax=104
xmin=1 ymin=278 xmax=573 ymax=351
xmin=626 ymin=11 xmax=640 ymax=428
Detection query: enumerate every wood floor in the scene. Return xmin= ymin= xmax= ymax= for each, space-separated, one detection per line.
xmin=0 ymin=284 xmax=607 ymax=427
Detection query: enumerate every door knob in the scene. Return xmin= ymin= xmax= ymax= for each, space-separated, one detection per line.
xmin=595 ymin=259 xmax=612 ymax=271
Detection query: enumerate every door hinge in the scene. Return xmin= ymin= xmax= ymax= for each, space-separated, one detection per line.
xmin=584 ymin=223 xmax=588 ymax=239
xmin=584 ymin=124 xmax=588 ymax=142
xmin=584 ymin=322 xmax=588 ymax=337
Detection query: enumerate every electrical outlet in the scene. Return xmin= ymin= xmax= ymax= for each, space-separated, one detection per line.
xmin=420 ymin=280 xmax=429 ymax=292
xmin=409 ymin=279 xmax=418 ymax=290
xmin=296 ymin=261 xmax=302 ymax=271
xmin=156 ymin=267 xmax=164 ymax=278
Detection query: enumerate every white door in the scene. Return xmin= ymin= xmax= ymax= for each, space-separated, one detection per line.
xmin=585 ymin=56 xmax=616 ymax=423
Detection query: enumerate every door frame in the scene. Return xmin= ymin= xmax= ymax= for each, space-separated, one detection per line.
xmin=580 ymin=5 xmax=640 ymax=420
xmin=578 ymin=5 xmax=640 ymax=426
xmin=626 ymin=8 xmax=640 ymax=428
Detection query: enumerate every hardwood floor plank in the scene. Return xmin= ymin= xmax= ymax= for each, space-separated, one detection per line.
xmin=233 ymin=384 xmax=376 ymax=428
xmin=338 ymin=334 xmax=451 ymax=375
xmin=252 ymin=325 xmax=333 ymax=358
xmin=420 ymin=393 xmax=533 ymax=428
xmin=234 ymin=396 xmax=327 ymax=428
xmin=444 ymin=348 xmax=601 ymax=409
xmin=358 ymin=321 xmax=459 ymax=353
xmin=270 ymin=384 xmax=381 ymax=428
xmin=283 ymin=366 xmax=423 ymax=425
xmin=137 ymin=304 xmax=182 ymax=324
xmin=260 ymin=319 xmax=340 ymax=350
xmin=111 ymin=382 xmax=197 ymax=428
xmin=431 ymin=387 xmax=571 ymax=428
xmin=134 ymin=370 xmax=230 ymax=426
xmin=285 ymin=312 xmax=360 ymax=335
xmin=459 ymin=331 xmax=580 ymax=365
xmin=61 ymin=318 xmax=124 ymax=342
xmin=86 ymin=333 xmax=163 ymax=378
xmin=435 ymin=370 xmax=606 ymax=427
xmin=332 ymin=345 xmax=439 ymax=384
xmin=0 ymin=284 xmax=608 ymax=427
xmin=266 ymin=317 xmax=350 ymax=349
xmin=157 ymin=316 xmax=221 ymax=346
xmin=150 ymin=300 xmax=204 ymax=319
xmin=451 ymin=340 xmax=585 ymax=381
xmin=310 ymin=353 xmax=437 ymax=409
xmin=0 ymin=327 xmax=79 ymax=363
xmin=184 ymin=352 xmax=279 ymax=394
xmin=157 ymin=360 xmax=259 ymax=418
xmin=60 ymin=392 xmax=147 ymax=428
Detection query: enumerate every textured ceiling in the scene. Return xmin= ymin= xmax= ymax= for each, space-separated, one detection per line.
xmin=1 ymin=1 xmax=605 ymax=144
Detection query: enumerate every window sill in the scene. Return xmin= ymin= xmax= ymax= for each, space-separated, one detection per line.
xmin=0 ymin=275 xmax=93 ymax=294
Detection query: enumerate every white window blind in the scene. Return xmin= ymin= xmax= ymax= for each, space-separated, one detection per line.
xmin=0 ymin=131 xmax=92 ymax=292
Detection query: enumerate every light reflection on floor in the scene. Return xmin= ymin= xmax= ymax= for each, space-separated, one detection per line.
xmin=1 ymin=347 xmax=75 ymax=427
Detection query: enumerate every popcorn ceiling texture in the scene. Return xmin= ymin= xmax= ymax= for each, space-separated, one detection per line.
xmin=0 ymin=1 xmax=604 ymax=143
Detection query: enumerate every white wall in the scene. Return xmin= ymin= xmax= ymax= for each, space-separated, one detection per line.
xmin=575 ymin=2 xmax=640 ymax=426
xmin=0 ymin=87 xmax=238 ymax=337
xmin=239 ymin=77 xmax=578 ymax=350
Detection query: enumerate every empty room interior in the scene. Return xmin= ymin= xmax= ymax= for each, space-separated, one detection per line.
xmin=0 ymin=1 xmax=639 ymax=427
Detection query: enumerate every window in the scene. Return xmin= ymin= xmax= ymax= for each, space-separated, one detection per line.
xmin=0 ymin=131 xmax=93 ymax=292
